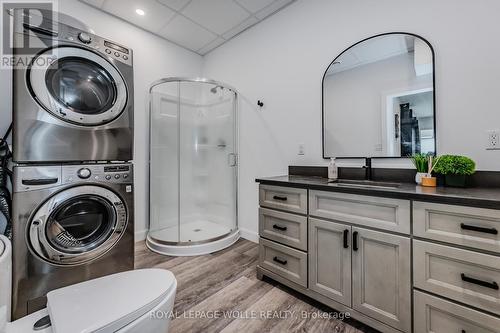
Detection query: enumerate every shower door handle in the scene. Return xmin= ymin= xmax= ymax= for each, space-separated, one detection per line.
xmin=228 ymin=153 xmax=238 ymax=167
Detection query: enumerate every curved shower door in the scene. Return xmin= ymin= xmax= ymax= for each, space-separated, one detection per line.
xmin=149 ymin=79 xmax=238 ymax=246
xmin=178 ymin=81 xmax=237 ymax=243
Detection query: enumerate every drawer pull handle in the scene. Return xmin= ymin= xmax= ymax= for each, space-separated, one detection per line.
xmin=272 ymin=224 xmax=287 ymax=231
xmin=460 ymin=223 xmax=498 ymax=235
xmin=343 ymin=229 xmax=349 ymax=249
xmin=273 ymin=195 xmax=288 ymax=201
xmin=461 ymin=273 xmax=499 ymax=290
xmin=273 ymin=256 xmax=288 ymax=265
xmin=353 ymin=231 xmax=359 ymax=251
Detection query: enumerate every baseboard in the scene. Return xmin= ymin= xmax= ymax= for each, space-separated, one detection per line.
xmin=239 ymin=227 xmax=258 ymax=243
xmin=135 ymin=229 xmax=148 ymax=242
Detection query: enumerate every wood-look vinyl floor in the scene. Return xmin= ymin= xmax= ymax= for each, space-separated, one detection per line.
xmin=135 ymin=239 xmax=377 ymax=333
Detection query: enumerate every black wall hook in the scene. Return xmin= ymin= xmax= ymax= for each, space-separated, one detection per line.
xmin=257 ymin=100 xmax=264 ymax=108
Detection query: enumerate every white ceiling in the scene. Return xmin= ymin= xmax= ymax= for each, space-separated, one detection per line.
xmin=80 ymin=0 xmax=295 ymax=55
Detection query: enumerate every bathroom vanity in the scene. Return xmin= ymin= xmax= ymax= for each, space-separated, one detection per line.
xmin=256 ymin=175 xmax=500 ymax=333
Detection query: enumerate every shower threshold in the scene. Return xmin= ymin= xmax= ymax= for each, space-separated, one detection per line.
xmin=146 ymin=220 xmax=240 ymax=256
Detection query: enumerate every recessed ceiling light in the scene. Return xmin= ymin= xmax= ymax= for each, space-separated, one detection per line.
xmin=136 ymin=9 xmax=145 ymax=16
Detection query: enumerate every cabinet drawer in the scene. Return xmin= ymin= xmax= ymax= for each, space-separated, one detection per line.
xmin=414 ymin=201 xmax=500 ymax=253
xmin=414 ymin=290 xmax=500 ymax=333
xmin=259 ymin=208 xmax=307 ymax=251
xmin=309 ymin=190 xmax=411 ymax=234
xmin=259 ymin=185 xmax=307 ymax=214
xmin=414 ymin=240 xmax=500 ymax=315
xmin=258 ymin=238 xmax=307 ymax=287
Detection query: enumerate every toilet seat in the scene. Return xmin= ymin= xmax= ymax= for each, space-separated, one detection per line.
xmin=47 ymin=269 xmax=176 ymax=333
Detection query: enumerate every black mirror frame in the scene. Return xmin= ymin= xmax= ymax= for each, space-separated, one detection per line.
xmin=321 ymin=32 xmax=437 ymax=160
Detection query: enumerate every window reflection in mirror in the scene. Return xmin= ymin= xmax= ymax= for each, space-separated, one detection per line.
xmin=322 ymin=33 xmax=435 ymax=158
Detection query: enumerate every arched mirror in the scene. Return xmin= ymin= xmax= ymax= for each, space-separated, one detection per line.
xmin=322 ymin=33 xmax=436 ymax=159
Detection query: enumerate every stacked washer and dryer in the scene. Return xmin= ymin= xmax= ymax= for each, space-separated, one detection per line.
xmin=10 ymin=10 xmax=135 ymax=320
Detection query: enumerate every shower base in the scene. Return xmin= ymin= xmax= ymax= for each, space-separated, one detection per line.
xmin=146 ymin=220 xmax=240 ymax=256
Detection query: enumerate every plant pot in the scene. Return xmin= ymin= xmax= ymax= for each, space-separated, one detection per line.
xmin=444 ymin=174 xmax=468 ymax=187
xmin=421 ymin=176 xmax=437 ymax=187
xmin=415 ymin=172 xmax=427 ymax=185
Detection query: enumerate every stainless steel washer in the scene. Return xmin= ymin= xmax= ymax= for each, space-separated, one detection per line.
xmin=11 ymin=9 xmax=134 ymax=163
xmin=11 ymin=163 xmax=134 ymax=320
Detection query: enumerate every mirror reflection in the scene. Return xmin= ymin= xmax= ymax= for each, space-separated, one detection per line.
xmin=323 ymin=33 xmax=435 ymax=158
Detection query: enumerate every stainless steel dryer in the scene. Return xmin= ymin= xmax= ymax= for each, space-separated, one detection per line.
xmin=11 ymin=163 xmax=134 ymax=320
xmin=11 ymin=9 xmax=134 ymax=163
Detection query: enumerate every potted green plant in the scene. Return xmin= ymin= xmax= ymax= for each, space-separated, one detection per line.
xmin=433 ymin=155 xmax=476 ymax=187
xmin=410 ymin=153 xmax=429 ymax=185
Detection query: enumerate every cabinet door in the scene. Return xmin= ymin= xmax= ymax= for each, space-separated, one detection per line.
xmin=352 ymin=227 xmax=411 ymax=332
xmin=309 ymin=218 xmax=351 ymax=306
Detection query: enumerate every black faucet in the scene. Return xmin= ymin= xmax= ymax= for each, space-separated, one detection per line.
xmin=363 ymin=157 xmax=372 ymax=181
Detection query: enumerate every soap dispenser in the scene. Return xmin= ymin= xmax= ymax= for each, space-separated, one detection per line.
xmin=328 ymin=157 xmax=338 ymax=180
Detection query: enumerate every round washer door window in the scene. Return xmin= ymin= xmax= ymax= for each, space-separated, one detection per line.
xmin=29 ymin=186 xmax=128 ymax=266
xmin=29 ymin=47 xmax=128 ymax=126
xmin=45 ymin=57 xmax=117 ymax=116
xmin=45 ymin=195 xmax=115 ymax=253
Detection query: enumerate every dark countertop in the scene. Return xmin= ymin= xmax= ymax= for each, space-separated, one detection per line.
xmin=256 ymin=175 xmax=500 ymax=209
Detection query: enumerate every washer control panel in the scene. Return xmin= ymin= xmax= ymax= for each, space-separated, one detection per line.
xmin=63 ymin=164 xmax=133 ymax=185
xmin=20 ymin=16 xmax=133 ymax=66
xmin=14 ymin=164 xmax=133 ymax=192
xmin=62 ymin=26 xmax=133 ymax=66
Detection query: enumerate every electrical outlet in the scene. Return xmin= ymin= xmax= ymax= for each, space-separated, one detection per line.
xmin=298 ymin=143 xmax=305 ymax=156
xmin=487 ymin=130 xmax=500 ymax=150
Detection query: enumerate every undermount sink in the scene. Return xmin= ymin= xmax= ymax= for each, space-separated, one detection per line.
xmin=328 ymin=179 xmax=401 ymax=189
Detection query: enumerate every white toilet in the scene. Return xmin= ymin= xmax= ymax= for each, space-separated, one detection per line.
xmin=0 ymin=235 xmax=177 ymax=333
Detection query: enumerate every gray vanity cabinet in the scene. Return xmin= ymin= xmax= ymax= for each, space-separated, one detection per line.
xmin=258 ymin=185 xmax=412 ymax=333
xmin=351 ymin=227 xmax=411 ymax=332
xmin=309 ymin=218 xmax=351 ymax=306
xmin=257 ymin=180 xmax=500 ymax=333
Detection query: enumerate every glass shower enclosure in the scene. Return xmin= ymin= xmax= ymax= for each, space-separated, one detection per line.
xmin=147 ymin=78 xmax=239 ymax=256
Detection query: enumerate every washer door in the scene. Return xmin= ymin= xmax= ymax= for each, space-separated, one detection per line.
xmin=29 ymin=46 xmax=128 ymax=126
xmin=29 ymin=186 xmax=128 ymax=266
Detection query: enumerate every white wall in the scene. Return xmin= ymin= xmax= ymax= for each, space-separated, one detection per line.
xmin=0 ymin=0 xmax=203 ymax=240
xmin=203 ymin=0 xmax=500 ymax=240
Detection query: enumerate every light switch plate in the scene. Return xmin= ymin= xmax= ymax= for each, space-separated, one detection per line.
xmin=487 ymin=130 xmax=500 ymax=150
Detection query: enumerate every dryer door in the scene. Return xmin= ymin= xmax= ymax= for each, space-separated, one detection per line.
xmin=28 ymin=185 xmax=128 ymax=266
xmin=28 ymin=46 xmax=128 ymax=126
